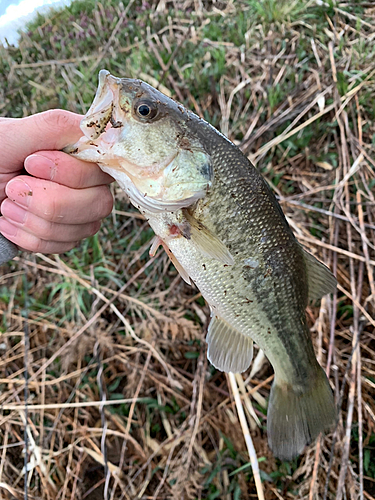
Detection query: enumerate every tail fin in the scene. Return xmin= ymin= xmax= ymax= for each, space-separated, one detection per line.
xmin=267 ymin=365 xmax=335 ymax=461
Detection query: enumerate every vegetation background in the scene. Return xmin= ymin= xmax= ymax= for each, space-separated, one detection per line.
xmin=0 ymin=0 xmax=374 ymax=498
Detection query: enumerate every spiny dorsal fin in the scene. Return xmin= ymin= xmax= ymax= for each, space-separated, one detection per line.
xmin=302 ymin=247 xmax=337 ymax=301
xmin=184 ymin=211 xmax=234 ymax=266
xmin=206 ymin=315 xmax=253 ymax=373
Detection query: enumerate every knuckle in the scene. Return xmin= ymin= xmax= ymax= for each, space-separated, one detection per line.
xmin=97 ymin=186 xmax=113 ymax=218
xmin=42 ymin=239 xmax=78 ymax=254
xmin=23 ymin=212 xmax=54 ymax=239
xmin=62 ymin=241 xmax=79 ymax=253
xmin=36 ymin=219 xmax=55 ymax=240
xmin=37 ymin=109 xmax=74 ymax=132
xmin=2 ymin=119 xmax=17 ymax=137
xmin=73 ymin=163 xmax=87 ymax=188
xmin=30 ymin=236 xmax=47 ymax=253
xmin=88 ymin=221 xmax=101 ymax=236
xmin=41 ymin=197 xmax=60 ymax=222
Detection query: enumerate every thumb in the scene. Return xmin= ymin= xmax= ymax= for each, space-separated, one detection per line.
xmin=1 ymin=110 xmax=83 ymax=173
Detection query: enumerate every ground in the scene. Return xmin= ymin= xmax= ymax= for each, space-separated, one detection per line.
xmin=0 ymin=0 xmax=374 ymax=499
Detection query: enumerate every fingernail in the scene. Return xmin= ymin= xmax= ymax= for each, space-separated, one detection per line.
xmin=0 ymin=219 xmax=18 ymax=237
xmin=25 ymin=154 xmax=56 ymax=179
xmin=1 ymin=200 xmax=27 ymax=224
xmin=5 ymin=180 xmax=33 ymax=208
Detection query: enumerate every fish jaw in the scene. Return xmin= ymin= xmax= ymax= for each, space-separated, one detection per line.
xmin=64 ymin=70 xmax=213 ymax=214
xmin=79 ymin=69 xmax=114 ymax=140
xmin=99 ymin=163 xmax=210 ymax=214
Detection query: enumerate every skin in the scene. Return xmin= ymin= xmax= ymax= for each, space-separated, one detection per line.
xmin=0 ymin=110 xmax=114 ymax=254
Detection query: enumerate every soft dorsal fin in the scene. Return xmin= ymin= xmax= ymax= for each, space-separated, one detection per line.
xmin=206 ymin=315 xmax=253 ymax=373
xmin=183 ymin=211 xmax=234 ymax=266
xmin=302 ymin=247 xmax=337 ymax=300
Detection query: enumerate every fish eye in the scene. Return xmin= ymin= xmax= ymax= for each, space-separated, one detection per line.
xmin=138 ymin=104 xmax=151 ymax=116
xmin=135 ymin=101 xmax=158 ymax=120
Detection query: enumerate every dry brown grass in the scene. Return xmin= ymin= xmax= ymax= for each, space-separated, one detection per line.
xmin=0 ymin=0 xmax=374 ymax=498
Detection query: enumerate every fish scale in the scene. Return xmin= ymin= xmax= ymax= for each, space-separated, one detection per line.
xmin=65 ymin=70 xmax=337 ymax=460
xmin=145 ymin=124 xmax=315 ymax=385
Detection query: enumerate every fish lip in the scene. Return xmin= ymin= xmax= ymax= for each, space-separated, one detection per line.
xmin=87 ymin=69 xmax=112 ymax=116
xmin=80 ymin=70 xmax=120 ymax=140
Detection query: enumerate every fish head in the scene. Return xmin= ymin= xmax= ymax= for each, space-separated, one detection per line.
xmin=65 ymin=70 xmax=212 ymax=213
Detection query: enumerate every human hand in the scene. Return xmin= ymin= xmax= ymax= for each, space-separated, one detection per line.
xmin=0 ymin=110 xmax=114 ymax=254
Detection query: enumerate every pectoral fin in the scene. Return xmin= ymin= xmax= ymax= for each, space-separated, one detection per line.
xmin=206 ymin=315 xmax=253 ymax=373
xmin=183 ymin=212 xmax=234 ymax=266
xmin=302 ymin=247 xmax=337 ymax=300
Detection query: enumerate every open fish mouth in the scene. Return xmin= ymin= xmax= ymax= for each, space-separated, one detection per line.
xmin=64 ymin=70 xmax=128 ymax=155
xmin=78 ymin=70 xmax=127 ymax=146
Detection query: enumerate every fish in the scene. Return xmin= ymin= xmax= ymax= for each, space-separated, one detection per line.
xmin=64 ymin=70 xmax=337 ymax=460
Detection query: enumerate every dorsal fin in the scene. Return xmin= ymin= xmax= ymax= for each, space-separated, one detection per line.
xmin=302 ymin=247 xmax=337 ymax=300
xmin=206 ymin=315 xmax=253 ymax=373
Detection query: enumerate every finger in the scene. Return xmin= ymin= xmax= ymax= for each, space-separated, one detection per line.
xmin=5 ymin=176 xmax=113 ymax=224
xmin=0 ymin=219 xmax=79 ymax=254
xmin=1 ymin=199 xmax=101 ymax=242
xmin=2 ymin=110 xmax=83 ymax=173
xmin=0 ymin=172 xmax=20 ymax=204
xmin=24 ymin=151 xmax=113 ymax=189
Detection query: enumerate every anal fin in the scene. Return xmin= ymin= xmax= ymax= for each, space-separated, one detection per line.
xmin=206 ymin=315 xmax=253 ymax=373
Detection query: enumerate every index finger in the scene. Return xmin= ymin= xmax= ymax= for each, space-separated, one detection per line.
xmin=24 ymin=151 xmax=114 ymax=188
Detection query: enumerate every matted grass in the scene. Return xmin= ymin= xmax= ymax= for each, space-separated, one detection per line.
xmin=0 ymin=0 xmax=374 ymax=498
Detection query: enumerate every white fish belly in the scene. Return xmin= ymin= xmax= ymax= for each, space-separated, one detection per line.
xmin=148 ymin=214 xmax=295 ymax=380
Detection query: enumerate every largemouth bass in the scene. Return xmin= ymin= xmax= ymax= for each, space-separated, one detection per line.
xmin=65 ymin=70 xmax=336 ymax=460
